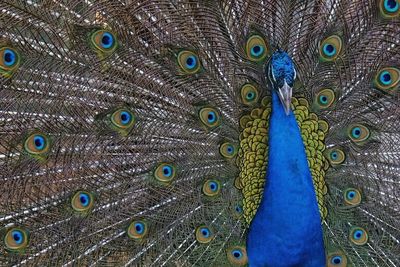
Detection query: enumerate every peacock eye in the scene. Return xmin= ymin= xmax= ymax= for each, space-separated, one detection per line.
xmin=198 ymin=107 xmax=221 ymax=128
xmin=4 ymin=228 xmax=29 ymax=251
xmin=177 ymin=50 xmax=201 ymax=74
xmin=349 ymin=227 xmax=368 ymax=245
xmin=111 ymin=109 xmax=135 ymax=129
xmin=379 ymin=0 xmax=400 ymax=18
xmin=127 ymin=220 xmax=148 ymax=240
xmin=154 ymin=163 xmax=176 ymax=183
xmin=246 ymin=35 xmax=268 ymax=62
xmin=195 ymin=226 xmax=214 ymax=243
xmin=319 ymin=35 xmax=342 ymax=61
xmin=315 ymin=89 xmax=335 ymax=108
xmin=374 ymin=67 xmax=400 ymax=91
xmin=327 ymin=251 xmax=347 ymax=267
xmin=0 ymin=47 xmax=20 ymax=76
xmin=24 ymin=133 xmax=50 ymax=156
xmin=202 ymin=179 xmax=221 ymax=197
xmin=227 ymin=246 xmax=248 ymax=265
xmin=71 ymin=191 xmax=94 ymax=212
xmin=326 ymin=148 xmax=345 ymax=165
xmin=91 ymin=30 xmax=117 ymax=52
xmin=344 ymin=188 xmax=361 ymax=206
xmin=240 ymin=84 xmax=259 ymax=105
xmin=348 ymin=124 xmax=370 ymax=143
xmin=331 ymin=256 xmax=342 ymax=265
xmin=219 ymin=142 xmax=237 ymax=159
xmin=235 ymin=204 xmax=243 ymax=214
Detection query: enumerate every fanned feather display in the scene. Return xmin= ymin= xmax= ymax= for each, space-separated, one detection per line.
xmin=0 ymin=0 xmax=399 ymax=266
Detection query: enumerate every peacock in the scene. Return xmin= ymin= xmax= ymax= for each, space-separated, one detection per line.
xmin=0 ymin=0 xmax=399 ymax=266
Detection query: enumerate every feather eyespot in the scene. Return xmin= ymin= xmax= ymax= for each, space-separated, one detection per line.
xmin=91 ymin=30 xmax=117 ymax=52
xmin=235 ymin=204 xmax=243 ymax=214
xmin=348 ymin=124 xmax=370 ymax=143
xmin=327 ymin=251 xmax=347 ymax=267
xmin=374 ymin=67 xmax=399 ymax=90
xmin=195 ymin=226 xmax=214 ymax=243
xmin=71 ymin=191 xmax=94 ymax=212
xmin=344 ymin=188 xmax=361 ymax=206
xmin=246 ymin=35 xmax=268 ymax=62
xmin=24 ymin=132 xmax=50 ymax=156
xmin=154 ymin=163 xmax=176 ymax=183
xmin=127 ymin=220 xmax=148 ymax=240
xmin=111 ymin=109 xmax=135 ymax=129
xmin=326 ymin=148 xmax=345 ymax=165
xmin=4 ymin=227 xmax=29 ymax=251
xmin=0 ymin=47 xmax=20 ymax=76
xmin=177 ymin=50 xmax=201 ymax=74
xmin=379 ymin=0 xmax=400 ymax=18
xmin=240 ymin=84 xmax=259 ymax=105
xmin=232 ymin=203 xmax=244 ymax=219
xmin=202 ymin=179 xmax=221 ymax=197
xmin=319 ymin=35 xmax=342 ymax=62
xmin=227 ymin=246 xmax=248 ymax=266
xmin=219 ymin=142 xmax=237 ymax=159
xmin=198 ymin=107 xmax=221 ymax=128
xmin=315 ymin=89 xmax=335 ymax=108
xmin=349 ymin=227 xmax=368 ymax=245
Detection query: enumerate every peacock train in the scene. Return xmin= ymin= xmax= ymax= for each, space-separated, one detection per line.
xmin=0 ymin=0 xmax=399 ymax=266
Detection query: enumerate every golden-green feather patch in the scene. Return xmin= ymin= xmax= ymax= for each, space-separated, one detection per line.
xmin=236 ymin=96 xmax=330 ymax=224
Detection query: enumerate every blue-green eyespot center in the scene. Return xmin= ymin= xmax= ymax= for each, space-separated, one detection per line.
xmin=185 ymin=55 xmax=197 ymax=69
xmin=200 ymin=227 xmax=210 ymax=237
xmin=323 ymin=43 xmax=336 ymax=57
xmin=33 ymin=135 xmax=45 ymax=150
xmin=347 ymin=191 xmax=355 ymax=199
xmin=207 ymin=111 xmax=216 ymax=123
xmin=134 ymin=222 xmax=145 ymax=234
xmin=351 ymin=127 xmax=361 ymax=138
xmin=236 ymin=205 xmax=242 ymax=212
xmin=384 ymin=0 xmax=399 ymax=12
xmin=79 ymin=192 xmax=90 ymax=207
xmin=246 ymin=92 xmax=255 ymax=100
xmin=251 ymin=45 xmax=264 ymax=57
xmin=353 ymin=230 xmax=363 ymax=239
xmin=232 ymin=249 xmax=243 ymax=259
xmin=101 ymin=32 xmax=114 ymax=49
xmin=319 ymin=95 xmax=328 ymax=105
xmin=379 ymin=71 xmax=392 ymax=85
xmin=120 ymin=111 xmax=132 ymax=125
xmin=331 ymin=256 xmax=342 ymax=265
xmin=162 ymin=166 xmax=172 ymax=177
xmin=4 ymin=49 xmax=16 ymax=66
xmin=11 ymin=230 xmax=23 ymax=244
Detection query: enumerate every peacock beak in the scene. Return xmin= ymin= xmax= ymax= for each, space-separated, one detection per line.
xmin=278 ymin=80 xmax=292 ymax=115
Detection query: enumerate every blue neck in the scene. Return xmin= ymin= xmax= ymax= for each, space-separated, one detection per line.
xmin=247 ymin=91 xmax=325 ymax=267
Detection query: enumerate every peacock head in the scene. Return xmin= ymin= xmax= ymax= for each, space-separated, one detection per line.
xmin=267 ymin=50 xmax=296 ymax=115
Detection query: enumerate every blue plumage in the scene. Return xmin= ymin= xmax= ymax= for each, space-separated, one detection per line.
xmin=247 ymin=52 xmax=325 ymax=266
